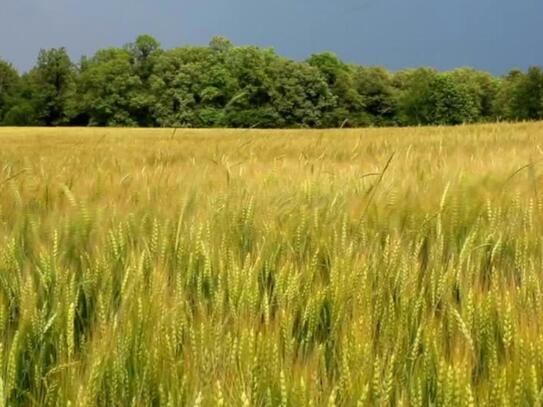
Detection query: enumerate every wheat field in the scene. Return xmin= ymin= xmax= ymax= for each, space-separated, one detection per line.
xmin=0 ymin=123 xmax=542 ymax=406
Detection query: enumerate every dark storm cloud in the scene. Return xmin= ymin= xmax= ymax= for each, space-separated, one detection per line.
xmin=1 ymin=0 xmax=541 ymax=74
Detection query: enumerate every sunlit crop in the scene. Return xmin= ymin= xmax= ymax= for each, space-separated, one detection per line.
xmin=0 ymin=123 xmax=542 ymax=406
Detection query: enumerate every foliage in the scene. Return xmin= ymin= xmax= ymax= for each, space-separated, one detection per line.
xmin=426 ymin=73 xmax=479 ymax=125
xmin=352 ymin=66 xmax=397 ymax=126
xmin=76 ymin=48 xmax=152 ymax=126
xmin=395 ymin=67 xmax=439 ymax=125
xmin=0 ymin=59 xmax=20 ymax=123
xmin=28 ymin=48 xmax=76 ymax=125
xmin=1 ymin=35 xmax=543 ymax=127
xmin=449 ymin=68 xmax=499 ymax=121
xmin=506 ymin=67 xmax=543 ymax=120
xmin=308 ymin=52 xmax=363 ymax=127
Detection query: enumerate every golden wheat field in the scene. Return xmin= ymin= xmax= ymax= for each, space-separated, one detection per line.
xmin=0 ymin=123 xmax=543 ymax=406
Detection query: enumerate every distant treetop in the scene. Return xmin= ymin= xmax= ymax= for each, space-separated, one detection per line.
xmin=0 ymin=35 xmax=542 ymax=127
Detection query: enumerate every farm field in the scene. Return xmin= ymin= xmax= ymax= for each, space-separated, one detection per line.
xmin=1 ymin=123 xmax=543 ymax=406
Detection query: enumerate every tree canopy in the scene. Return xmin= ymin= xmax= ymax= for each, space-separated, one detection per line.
xmin=1 ymin=35 xmax=542 ymax=128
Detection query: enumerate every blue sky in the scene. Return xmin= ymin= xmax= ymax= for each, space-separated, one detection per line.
xmin=1 ymin=0 xmax=542 ymax=74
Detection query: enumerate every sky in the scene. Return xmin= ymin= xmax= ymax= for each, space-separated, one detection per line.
xmin=1 ymin=0 xmax=542 ymax=75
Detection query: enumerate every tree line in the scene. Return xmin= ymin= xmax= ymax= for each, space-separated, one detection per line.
xmin=1 ymin=35 xmax=542 ymax=128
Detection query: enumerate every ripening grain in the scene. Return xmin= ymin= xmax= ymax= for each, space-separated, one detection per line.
xmin=0 ymin=123 xmax=542 ymax=406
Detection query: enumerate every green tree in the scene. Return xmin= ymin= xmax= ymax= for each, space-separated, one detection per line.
xmin=521 ymin=66 xmax=543 ymax=120
xmin=449 ymin=67 xmax=499 ymax=121
xmin=0 ymin=59 xmax=20 ymax=123
xmin=26 ymin=48 xmax=76 ymax=125
xmin=427 ymin=73 xmax=478 ymax=125
xmin=307 ymin=53 xmax=362 ymax=127
xmin=494 ymin=70 xmax=523 ymax=121
xmin=3 ymin=34 xmax=543 ymax=128
xmin=352 ymin=66 xmax=397 ymax=126
xmin=127 ymin=35 xmax=161 ymax=80
xmin=149 ymin=46 xmax=219 ymax=127
xmin=126 ymin=35 xmax=162 ymax=125
xmin=128 ymin=35 xmax=161 ymax=63
xmin=209 ymin=36 xmax=234 ymax=53
xmin=395 ymin=67 xmax=438 ymax=125
xmin=396 ymin=69 xmax=478 ymax=125
xmin=505 ymin=67 xmax=543 ymax=120
xmin=76 ymin=48 xmax=150 ymax=126
xmin=268 ymin=59 xmax=335 ymax=127
xmin=220 ymin=46 xmax=280 ymax=127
